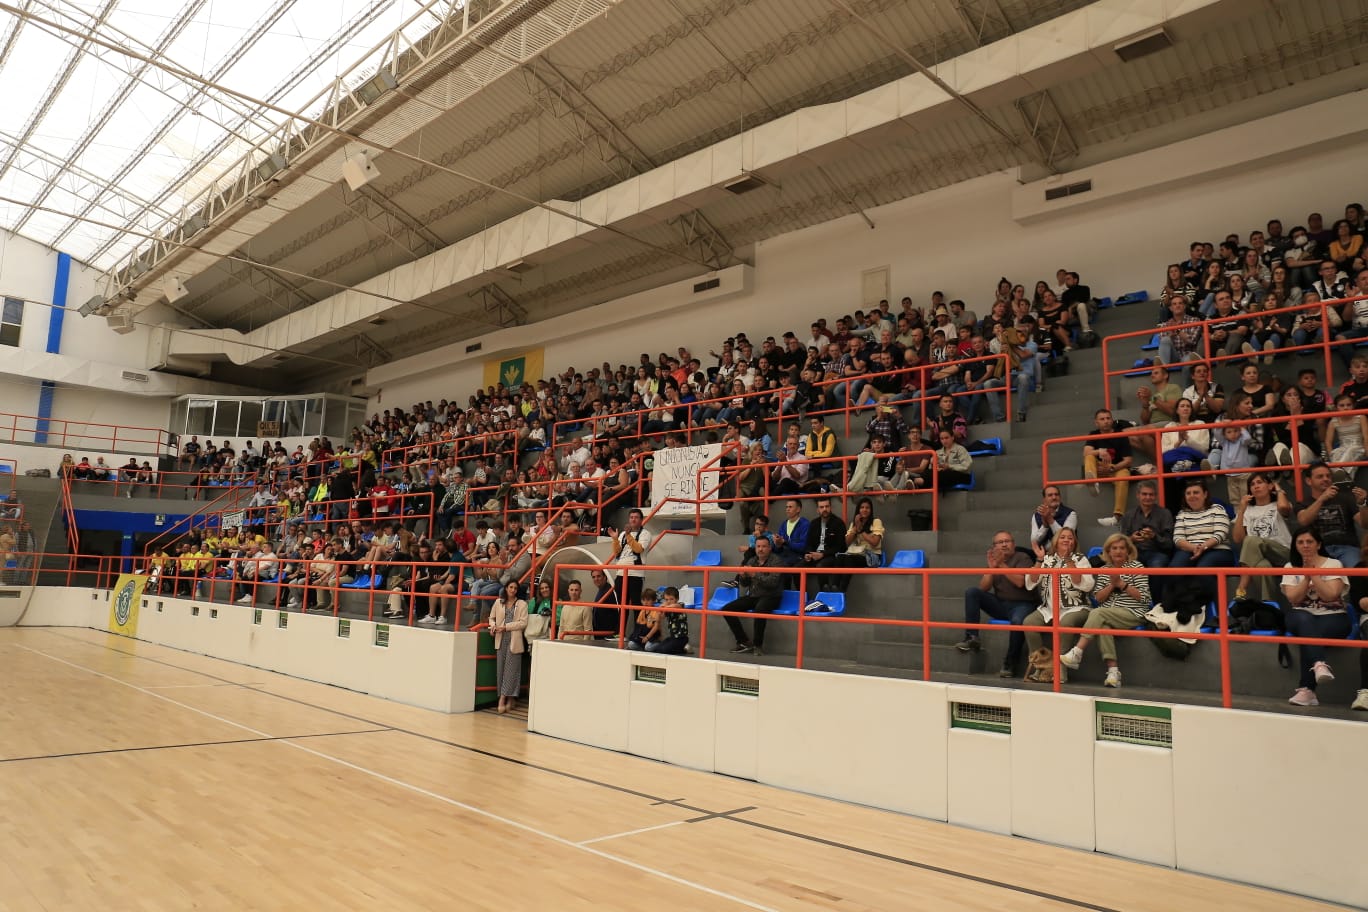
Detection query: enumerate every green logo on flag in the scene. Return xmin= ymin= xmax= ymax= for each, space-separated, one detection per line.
xmin=501 ymin=357 xmax=526 ymax=388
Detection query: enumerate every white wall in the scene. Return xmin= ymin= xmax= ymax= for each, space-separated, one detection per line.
xmin=529 ymin=641 xmax=1368 ymax=909
xmin=0 ymin=585 xmax=480 ymax=714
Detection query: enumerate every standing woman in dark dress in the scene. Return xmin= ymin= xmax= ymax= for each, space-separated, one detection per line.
xmin=489 ymin=580 xmax=529 ymax=713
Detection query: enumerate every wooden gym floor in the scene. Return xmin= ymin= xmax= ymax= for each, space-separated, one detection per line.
xmin=0 ymin=627 xmax=1348 ymax=912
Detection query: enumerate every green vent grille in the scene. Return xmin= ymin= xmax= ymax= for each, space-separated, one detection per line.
xmin=374 ymin=624 xmax=390 ymax=648
xmin=633 ymin=665 xmax=666 ymax=684
xmin=337 ymin=619 xmax=351 ymax=639
xmin=719 ymin=675 xmax=759 ymax=697
xmin=252 ymin=608 xmax=262 ymax=625
xmin=1096 ymin=701 xmax=1173 ymax=748
xmin=277 ymin=611 xmax=288 ymax=629
xmin=951 ymin=702 xmax=1012 ymax=734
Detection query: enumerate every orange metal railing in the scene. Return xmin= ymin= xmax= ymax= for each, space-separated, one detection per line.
xmin=0 ymin=411 xmax=176 ymax=455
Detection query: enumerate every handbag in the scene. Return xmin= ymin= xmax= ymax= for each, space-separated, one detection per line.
xmin=525 ymin=612 xmax=550 ymax=640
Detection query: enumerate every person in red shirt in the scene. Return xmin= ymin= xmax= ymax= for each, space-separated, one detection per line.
xmin=369 ymin=478 xmax=399 ymax=519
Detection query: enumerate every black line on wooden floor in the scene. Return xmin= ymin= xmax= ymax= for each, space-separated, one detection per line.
xmin=0 ymin=728 xmax=390 ymax=764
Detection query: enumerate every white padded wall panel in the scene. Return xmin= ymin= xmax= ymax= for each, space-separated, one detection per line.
xmin=626 ymin=652 xmax=669 ymax=761
xmin=714 ymin=689 xmax=759 ymax=781
xmin=947 ymin=728 xmax=1012 ymax=835
xmin=747 ymin=113 xmax=798 ymax=172
xmin=1172 ymin=705 xmax=1368 ymax=908
xmin=1094 ymin=741 xmax=1174 ymax=867
xmin=662 ymin=656 xmax=717 ymax=771
xmin=529 ymin=642 xmax=631 ymax=750
xmin=757 ymin=668 xmax=948 ymax=819
xmin=1010 ymin=690 xmax=1095 ymax=850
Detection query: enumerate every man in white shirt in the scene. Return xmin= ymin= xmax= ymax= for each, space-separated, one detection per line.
xmin=608 ymin=508 xmax=652 ymax=605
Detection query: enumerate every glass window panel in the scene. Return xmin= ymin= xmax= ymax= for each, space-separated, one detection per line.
xmin=0 ymin=323 xmax=17 ymax=347
xmin=212 ymin=401 xmax=239 ymax=437
xmin=186 ymin=400 xmax=214 ymax=436
xmin=2 ymin=297 xmax=22 ymax=324
xmin=239 ymin=401 xmax=264 ymax=437
xmin=302 ymin=399 xmax=322 ymax=437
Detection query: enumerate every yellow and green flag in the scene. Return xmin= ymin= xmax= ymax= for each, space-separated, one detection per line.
xmin=483 ymin=348 xmax=544 ymax=390
xmin=108 ymin=573 xmax=146 ymax=638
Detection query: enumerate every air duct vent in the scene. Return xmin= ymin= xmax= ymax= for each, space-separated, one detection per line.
xmin=120 ymin=370 xmax=149 ymax=383
xmin=368 ymin=317 xmax=388 ymax=326
xmin=1044 ymin=180 xmax=1093 ymax=202
xmin=504 ymin=260 xmax=534 ymax=274
xmin=1114 ymin=28 xmax=1172 ymax=63
xmin=693 ymin=277 xmax=721 ymax=294
xmin=724 ymin=174 xmax=767 ymax=195
xmin=466 ymin=342 xmax=483 ymax=354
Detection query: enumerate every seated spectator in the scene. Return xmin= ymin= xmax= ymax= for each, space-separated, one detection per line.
xmin=1059 ymin=533 xmax=1152 ymax=688
xmin=589 ymin=566 xmax=620 ymax=641
xmin=737 ymin=514 xmax=776 ymax=563
xmin=71 ymin=456 xmax=94 ymax=480
xmin=801 ymin=497 xmax=846 ymax=592
xmin=772 ymin=499 xmax=810 ymax=566
xmin=1325 ymin=393 xmax=1367 ymax=474
xmin=769 ymin=439 xmax=809 ymax=495
xmin=1029 ymin=484 xmax=1076 ymax=551
xmin=957 ymin=530 xmax=1035 ymax=676
xmin=1293 ymin=461 xmax=1368 ymax=566
xmin=1282 ymin=527 xmax=1352 ymax=708
xmin=625 ymin=588 xmax=662 ymax=651
xmin=960 ymin=334 xmax=1006 ymax=424
xmin=1168 ymin=479 xmax=1235 ymax=601
xmin=1266 ymin=385 xmax=1320 ymax=471
xmin=1021 ymin=527 xmax=1093 ymax=680
xmin=1084 ymin=408 xmax=1133 ymax=528
xmin=1181 ymin=362 xmax=1225 ymax=423
xmin=805 ymin=415 xmax=838 ymax=477
xmin=1232 ymin=472 xmax=1293 ymax=602
xmin=1332 ymin=270 xmax=1368 ymax=363
xmin=722 ymin=536 xmax=784 ymax=657
xmin=925 ymin=394 xmax=967 ymax=444
xmin=1246 ymin=296 xmax=1289 ymax=364
xmin=934 ymin=429 xmax=972 ymax=493
xmin=834 ymin=496 xmax=884 ymax=586
xmin=1160 ymin=398 xmax=1209 ymax=504
xmin=1156 ymin=295 xmax=1203 ymax=365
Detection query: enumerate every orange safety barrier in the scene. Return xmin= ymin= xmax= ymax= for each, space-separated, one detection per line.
xmin=1041 ymin=406 xmax=1368 ymax=508
xmin=11 ymin=550 xmax=1368 ymax=712
xmin=0 ymin=412 xmax=176 ymax=455
xmin=547 ymin=559 xmax=1368 ymax=710
xmin=1100 ymin=294 xmax=1368 ymax=408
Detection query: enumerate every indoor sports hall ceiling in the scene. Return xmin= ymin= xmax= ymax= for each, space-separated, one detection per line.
xmin=1 ymin=0 xmax=1366 ymax=384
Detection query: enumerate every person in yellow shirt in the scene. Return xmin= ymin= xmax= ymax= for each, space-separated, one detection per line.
xmin=805 ymin=414 xmax=838 ymax=478
xmin=175 ymin=543 xmax=198 ymax=596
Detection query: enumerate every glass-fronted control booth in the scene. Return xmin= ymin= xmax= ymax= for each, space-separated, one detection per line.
xmin=169 ymin=394 xmax=368 ymax=446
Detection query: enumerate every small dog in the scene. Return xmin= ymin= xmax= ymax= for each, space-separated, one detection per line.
xmin=1025 ymin=647 xmax=1056 ymax=683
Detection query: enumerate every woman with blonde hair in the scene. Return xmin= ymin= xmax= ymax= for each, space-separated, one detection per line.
xmin=1059 ymin=533 xmax=1151 ymax=687
xmin=1021 ymin=527 xmax=1093 ymax=681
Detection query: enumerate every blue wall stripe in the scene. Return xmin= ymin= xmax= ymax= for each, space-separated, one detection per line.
xmin=47 ymin=251 xmax=70 ymax=354
xmin=36 ymin=252 xmax=71 ymax=445
xmin=34 ymin=380 xmax=55 ymax=444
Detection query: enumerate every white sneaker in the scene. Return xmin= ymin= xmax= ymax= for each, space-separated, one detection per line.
xmin=1059 ymin=646 xmax=1083 ymax=669
xmin=1097 ymin=516 xmax=1118 ymax=528
xmin=1312 ymin=660 xmax=1334 ymax=684
xmin=418 ymin=615 xmax=435 ymax=624
xmin=236 ymin=595 xmax=253 ymax=604
xmin=1352 ymin=689 xmax=1368 ymax=711
xmin=1088 ymin=481 xmax=1100 ymax=496
xmin=1288 ymin=687 xmax=1319 ymax=706
xmin=1103 ymin=667 xmax=1122 ymax=687
xmin=1136 ymin=463 xmax=1156 ymax=476
xmin=286 ymin=599 xmax=301 ymax=608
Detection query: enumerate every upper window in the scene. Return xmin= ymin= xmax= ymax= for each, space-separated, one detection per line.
xmin=0 ymin=297 xmax=21 ymax=347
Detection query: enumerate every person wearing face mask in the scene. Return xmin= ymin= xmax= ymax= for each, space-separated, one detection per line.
xmin=1283 ymin=225 xmax=1322 ymax=289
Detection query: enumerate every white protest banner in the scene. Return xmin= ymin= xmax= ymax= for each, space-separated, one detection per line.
xmin=649 ymin=443 xmax=724 ymax=516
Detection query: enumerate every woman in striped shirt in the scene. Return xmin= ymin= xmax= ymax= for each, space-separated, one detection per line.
xmin=1169 ymin=479 xmax=1235 ymax=600
xmin=1060 ymin=533 xmax=1152 ymax=688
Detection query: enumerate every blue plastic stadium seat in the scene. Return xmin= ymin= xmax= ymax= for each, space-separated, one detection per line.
xmin=888 ymin=549 xmax=926 ymax=569
xmin=706 ymin=587 xmax=738 ymax=611
xmin=1087 ymin=546 xmax=1103 ymax=559
xmin=947 ymin=473 xmax=975 ymax=492
xmin=971 ymin=437 xmax=1003 ymax=457
xmin=1141 ymin=333 xmax=1160 ymax=352
xmin=770 ymin=591 xmax=807 ymax=615
xmin=0 ymin=465 xmax=10 ymax=474
xmin=342 ymin=574 xmax=373 ymax=589
xmin=1095 ymin=296 xmax=1114 ymax=309
xmin=692 ymin=550 xmax=722 ymax=567
xmin=775 ymin=591 xmax=845 ymax=617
